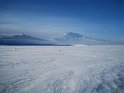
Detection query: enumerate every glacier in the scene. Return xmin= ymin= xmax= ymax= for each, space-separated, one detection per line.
xmin=0 ymin=45 xmax=124 ymax=93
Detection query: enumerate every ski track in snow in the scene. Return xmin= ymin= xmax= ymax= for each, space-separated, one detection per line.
xmin=0 ymin=45 xmax=124 ymax=93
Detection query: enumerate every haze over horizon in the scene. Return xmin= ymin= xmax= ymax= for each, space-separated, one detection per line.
xmin=0 ymin=0 xmax=124 ymax=42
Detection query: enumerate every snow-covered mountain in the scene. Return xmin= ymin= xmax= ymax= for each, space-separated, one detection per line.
xmin=0 ymin=33 xmax=123 ymax=46
xmin=0 ymin=34 xmax=55 ymax=45
xmin=54 ymin=32 xmax=121 ymax=45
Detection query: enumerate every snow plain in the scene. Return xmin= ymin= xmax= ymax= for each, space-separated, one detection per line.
xmin=0 ymin=45 xmax=124 ymax=93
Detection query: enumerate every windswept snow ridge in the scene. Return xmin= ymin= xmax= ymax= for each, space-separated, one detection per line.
xmin=0 ymin=45 xmax=124 ymax=93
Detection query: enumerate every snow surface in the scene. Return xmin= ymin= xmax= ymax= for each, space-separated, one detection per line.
xmin=0 ymin=45 xmax=124 ymax=93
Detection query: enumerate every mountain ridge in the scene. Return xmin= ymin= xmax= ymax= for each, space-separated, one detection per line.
xmin=0 ymin=33 xmax=123 ymax=45
xmin=0 ymin=34 xmax=55 ymax=45
xmin=54 ymin=32 xmax=123 ymax=45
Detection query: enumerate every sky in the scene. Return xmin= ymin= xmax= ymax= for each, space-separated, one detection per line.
xmin=0 ymin=0 xmax=124 ymax=41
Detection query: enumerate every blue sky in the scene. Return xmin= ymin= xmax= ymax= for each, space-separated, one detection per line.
xmin=0 ymin=0 xmax=124 ymax=41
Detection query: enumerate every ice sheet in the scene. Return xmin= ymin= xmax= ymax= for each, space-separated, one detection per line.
xmin=0 ymin=45 xmax=124 ymax=93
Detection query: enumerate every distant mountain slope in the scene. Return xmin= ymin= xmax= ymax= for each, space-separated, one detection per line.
xmin=0 ymin=34 xmax=55 ymax=45
xmin=54 ymin=32 xmax=122 ymax=45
